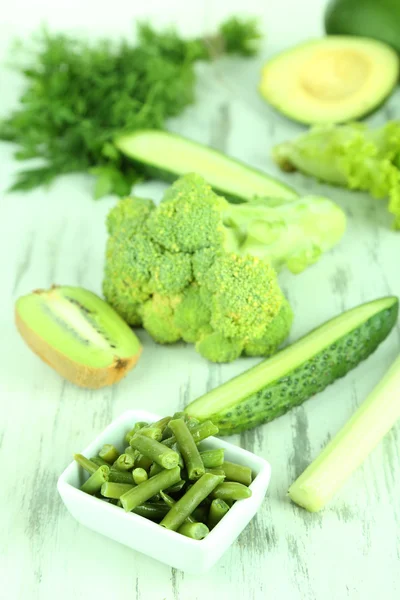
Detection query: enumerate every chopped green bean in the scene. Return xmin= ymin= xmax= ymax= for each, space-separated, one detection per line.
xmin=160 ymin=473 xmax=224 ymax=531
xmin=120 ymin=466 xmax=181 ymax=512
xmin=208 ymin=498 xmax=230 ymax=529
xmin=134 ymin=452 xmax=153 ymax=471
xmin=99 ymin=444 xmax=120 ymax=464
xmin=149 ymin=462 xmax=163 ymax=478
xmin=101 ymin=482 xmax=134 ymax=499
xmin=192 ymin=505 xmax=208 ymax=523
xmin=130 ymin=434 xmax=179 ymax=470
xmin=191 ymin=421 xmax=219 ymax=443
xmin=165 ymin=479 xmax=186 ymax=494
xmin=177 ymin=522 xmax=209 ymax=540
xmin=160 ymin=491 xmax=196 ymax=524
xmin=81 ymin=465 xmax=109 ymax=495
xmin=132 ymin=467 xmax=148 ymax=485
xmin=186 ymin=416 xmax=200 ymax=430
xmin=124 ymin=421 xmax=148 ymax=444
xmin=74 ymin=454 xmax=98 ymax=474
xmin=124 ymin=446 xmax=137 ymax=459
xmin=212 ymin=482 xmax=252 ymax=501
xmin=169 ymin=418 xmax=205 ymax=480
xmin=113 ymin=453 xmax=135 ymax=471
xmin=200 ymin=449 xmax=224 ymax=468
xmin=109 ymin=468 xmax=134 ymax=484
xmin=205 ymin=468 xmax=225 ymax=477
xmin=131 ymin=503 xmax=170 ymax=521
xmin=222 ymin=461 xmax=252 ymax=486
xmin=90 ymin=456 xmax=109 ymax=467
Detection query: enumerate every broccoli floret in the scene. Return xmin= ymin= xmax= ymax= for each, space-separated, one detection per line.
xmin=103 ymin=173 xmax=345 ymax=362
xmin=196 ymin=332 xmax=244 ymax=363
xmin=244 ymin=297 xmax=294 ymax=357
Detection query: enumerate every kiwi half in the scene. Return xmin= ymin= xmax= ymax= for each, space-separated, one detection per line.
xmin=15 ymin=285 xmax=142 ymax=389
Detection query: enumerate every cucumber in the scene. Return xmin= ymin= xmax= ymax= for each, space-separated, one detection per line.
xmin=185 ymin=297 xmax=398 ymax=435
xmin=115 ymin=130 xmax=298 ymax=203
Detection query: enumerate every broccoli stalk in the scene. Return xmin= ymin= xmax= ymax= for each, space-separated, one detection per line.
xmin=103 ymin=173 xmax=346 ymax=362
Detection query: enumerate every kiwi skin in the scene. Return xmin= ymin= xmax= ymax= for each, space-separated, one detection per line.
xmin=15 ymin=286 xmax=142 ymax=389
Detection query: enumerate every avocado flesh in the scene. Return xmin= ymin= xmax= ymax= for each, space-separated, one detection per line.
xmin=259 ymin=36 xmax=399 ymax=125
xmin=325 ymin=0 xmax=400 ymax=54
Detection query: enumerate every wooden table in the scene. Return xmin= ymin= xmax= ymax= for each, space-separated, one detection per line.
xmin=1 ymin=1 xmax=399 ymax=598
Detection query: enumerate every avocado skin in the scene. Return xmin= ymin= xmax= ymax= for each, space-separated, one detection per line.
xmin=325 ymin=0 xmax=400 ymax=54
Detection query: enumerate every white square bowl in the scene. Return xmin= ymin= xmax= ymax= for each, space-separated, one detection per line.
xmin=57 ymin=410 xmax=271 ymax=574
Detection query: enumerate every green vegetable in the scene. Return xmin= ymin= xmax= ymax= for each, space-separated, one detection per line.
xmin=99 ymin=444 xmax=120 ymax=464
xmin=168 ymin=418 xmax=205 ymax=480
xmin=259 ymin=37 xmax=399 ymax=125
xmin=0 ymin=19 xmax=261 ymax=197
xmin=199 ymin=449 xmax=225 ymax=468
xmin=120 ymin=466 xmax=181 ymax=512
xmin=125 ymin=422 xmax=148 ymax=444
xmin=101 ymin=482 xmax=134 ymax=499
xmin=115 ymin=130 xmax=297 ymax=203
xmin=90 ymin=456 xmax=109 ymax=468
xmin=222 ymin=461 xmax=252 ymax=486
xmin=208 ymin=498 xmax=230 ymax=529
xmin=289 ymin=354 xmax=400 ymax=512
xmin=130 ymin=435 xmax=179 ymax=469
xmin=325 ymin=0 xmax=400 ymax=54
xmin=108 ymin=468 xmax=135 ymax=484
xmin=211 ymin=482 xmax=252 ymax=501
xmin=131 ymin=503 xmax=170 ymax=521
xmin=273 ymin=121 xmax=400 ymax=229
xmin=160 ymin=491 xmax=196 ymax=524
xmin=104 ymin=173 xmax=346 ymax=362
xmin=177 ymin=522 xmax=210 ymax=540
xmin=132 ymin=468 xmax=148 ymax=485
xmin=74 ymin=454 xmax=98 ymax=474
xmin=133 ymin=452 xmax=153 ymax=472
xmin=81 ymin=465 xmax=109 ymax=495
xmin=113 ymin=453 xmax=135 ymax=471
xmin=160 ymin=473 xmax=224 ymax=531
xmin=185 ymin=297 xmax=398 ymax=435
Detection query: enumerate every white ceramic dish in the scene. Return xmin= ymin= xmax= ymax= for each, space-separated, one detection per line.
xmin=57 ymin=410 xmax=271 ymax=574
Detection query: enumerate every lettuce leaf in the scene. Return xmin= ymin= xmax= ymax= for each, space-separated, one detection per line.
xmin=273 ymin=122 xmax=400 ymax=230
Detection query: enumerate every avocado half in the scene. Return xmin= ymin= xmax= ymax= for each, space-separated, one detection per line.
xmin=259 ymin=36 xmax=399 ymax=125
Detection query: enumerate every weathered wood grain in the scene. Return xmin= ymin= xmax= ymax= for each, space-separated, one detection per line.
xmin=1 ymin=1 xmax=400 ymax=599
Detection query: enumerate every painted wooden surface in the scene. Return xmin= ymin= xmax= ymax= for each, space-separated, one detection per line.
xmin=1 ymin=1 xmax=400 ymax=598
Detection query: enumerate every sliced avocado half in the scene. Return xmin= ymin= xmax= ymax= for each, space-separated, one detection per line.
xmin=259 ymin=36 xmax=399 ymax=125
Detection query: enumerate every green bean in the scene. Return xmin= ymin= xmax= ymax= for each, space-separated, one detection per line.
xmin=208 ymin=498 xmax=230 ymax=529
xmin=149 ymin=462 xmax=163 ymax=478
xmin=165 ymin=479 xmax=186 ymax=494
xmin=131 ymin=503 xmax=170 ymax=521
xmin=113 ymin=453 xmax=135 ymax=471
xmin=101 ymin=482 xmax=134 ymax=499
xmin=160 ymin=473 xmax=224 ymax=531
xmin=162 ymin=420 xmax=219 ymax=449
xmin=98 ymin=444 xmax=120 ymax=464
xmin=90 ymin=456 xmax=109 ymax=467
xmin=74 ymin=454 xmax=98 ymax=474
xmin=186 ymin=416 xmax=200 ymax=430
xmin=200 ymin=449 xmax=224 ymax=468
xmin=134 ymin=452 xmax=153 ymax=471
xmin=211 ymin=482 xmax=252 ymax=501
xmin=222 ymin=461 xmax=252 ymax=486
xmin=132 ymin=468 xmax=148 ymax=485
xmin=172 ymin=443 xmax=184 ymax=469
xmin=177 ymin=522 xmax=209 ymax=540
xmin=124 ymin=421 xmax=148 ymax=444
xmin=205 ymin=468 xmax=225 ymax=477
xmin=136 ymin=426 xmax=163 ymax=441
xmin=130 ymin=434 xmax=179 ymax=470
xmin=169 ymin=418 xmax=205 ymax=480
xmin=192 ymin=505 xmax=208 ymax=523
xmin=81 ymin=465 xmax=109 ymax=495
xmin=124 ymin=446 xmax=137 ymax=459
xmin=120 ymin=466 xmax=181 ymax=512
xmin=160 ymin=491 xmax=196 ymax=524
xmin=109 ymin=468 xmax=134 ymax=484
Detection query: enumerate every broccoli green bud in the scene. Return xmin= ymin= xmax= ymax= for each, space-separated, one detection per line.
xmin=139 ymin=294 xmax=182 ymax=343
xmin=107 ymin=196 xmax=155 ymax=236
xmin=244 ymin=297 xmax=293 ymax=357
xmin=196 ymin=332 xmax=244 ymax=363
xmin=173 ymin=285 xmax=212 ymax=343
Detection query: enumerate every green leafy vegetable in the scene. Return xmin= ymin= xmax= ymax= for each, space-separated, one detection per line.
xmin=0 ymin=18 xmax=262 ymax=198
xmin=289 ymin=353 xmax=400 ymax=512
xmin=103 ymin=172 xmax=346 ymax=362
xmin=273 ymin=122 xmax=400 ymax=229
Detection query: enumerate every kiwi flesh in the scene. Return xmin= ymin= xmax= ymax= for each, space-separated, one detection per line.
xmin=15 ymin=285 xmax=142 ymax=389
